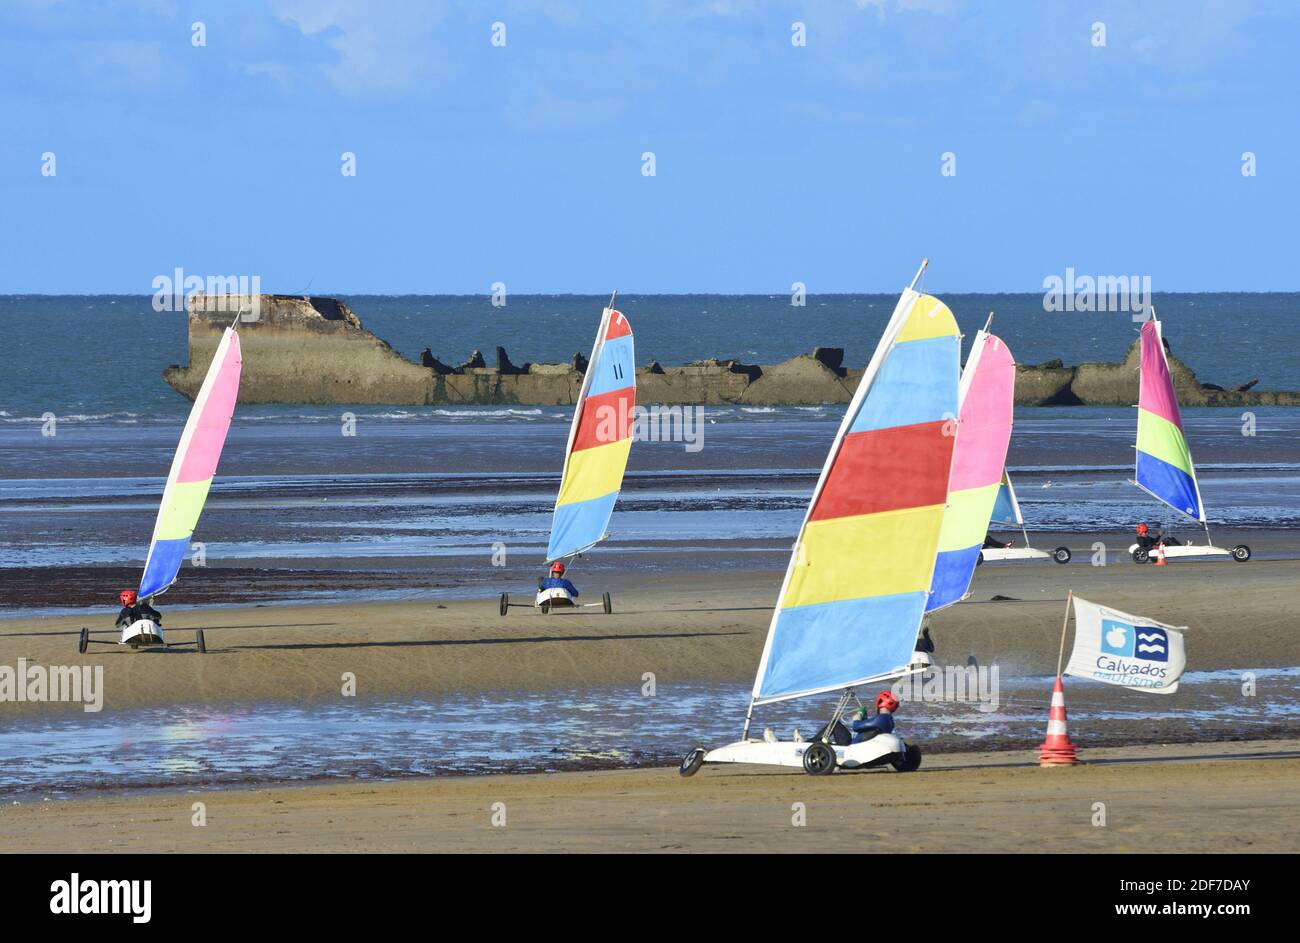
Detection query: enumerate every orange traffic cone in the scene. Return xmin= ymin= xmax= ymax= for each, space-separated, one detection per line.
xmin=1155 ymin=543 xmax=1168 ymax=566
xmin=1038 ymin=676 xmax=1079 ymax=766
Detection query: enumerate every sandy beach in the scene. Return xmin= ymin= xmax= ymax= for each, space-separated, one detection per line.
xmin=3 ymin=556 xmax=1296 ymax=717
xmin=3 ymin=739 xmax=1295 ymax=853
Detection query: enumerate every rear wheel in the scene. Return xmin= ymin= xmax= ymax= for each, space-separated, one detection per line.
xmin=1232 ymin=544 xmax=1251 ymax=562
xmin=196 ymin=629 xmax=206 ymax=654
xmin=975 ymin=552 xmax=984 ymax=567
xmin=679 ymin=747 xmax=705 ymax=777
xmin=78 ymin=627 xmax=88 ymax=654
xmin=1132 ymin=547 xmax=1150 ymax=564
xmin=499 ymin=593 xmax=509 ymax=616
xmin=802 ymin=741 xmax=837 ymax=776
xmin=602 ymin=591 xmax=612 ymax=614
xmin=891 ymin=744 xmax=922 ymax=772
xmin=1053 ymin=547 xmax=1071 ymax=564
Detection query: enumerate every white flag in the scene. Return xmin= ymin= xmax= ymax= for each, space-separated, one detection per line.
xmin=1064 ymin=595 xmax=1186 ymax=694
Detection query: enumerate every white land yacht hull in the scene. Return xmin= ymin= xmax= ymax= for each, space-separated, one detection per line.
xmin=1127 ymin=542 xmax=1250 ymax=563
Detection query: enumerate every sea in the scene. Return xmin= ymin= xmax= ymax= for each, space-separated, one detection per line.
xmin=2 ymin=293 xmax=1299 ymax=609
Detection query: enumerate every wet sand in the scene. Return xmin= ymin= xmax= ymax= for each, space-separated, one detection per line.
xmin=3 ymin=740 xmax=1295 ymax=853
xmin=3 ymin=557 xmax=1297 ymax=718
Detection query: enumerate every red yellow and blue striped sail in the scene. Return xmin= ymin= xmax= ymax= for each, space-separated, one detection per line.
xmin=1135 ymin=318 xmax=1204 ymax=522
xmin=926 ymin=329 xmax=1016 ymax=612
xmin=752 ymin=288 xmax=961 ymax=704
xmin=138 ymin=327 xmax=242 ymax=599
xmin=546 ymin=307 xmax=635 ymax=562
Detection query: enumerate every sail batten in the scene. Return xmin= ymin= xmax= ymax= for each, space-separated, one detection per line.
xmin=1135 ymin=318 xmax=1205 ymax=522
xmin=138 ymin=327 xmax=242 ymax=599
xmin=751 ymin=287 xmax=961 ymax=705
xmin=545 ymin=308 xmax=635 ymax=561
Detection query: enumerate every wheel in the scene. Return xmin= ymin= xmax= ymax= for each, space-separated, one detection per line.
xmin=78 ymin=627 xmax=88 ymax=654
xmin=975 ymin=552 xmax=984 ymax=567
xmin=602 ymin=591 xmax=612 ymax=614
xmin=196 ymin=629 xmax=206 ymax=654
xmin=1132 ymin=547 xmax=1150 ymax=564
xmin=499 ymin=592 xmax=509 ymax=616
xmin=539 ymin=600 xmax=551 ymax=614
xmin=679 ymin=747 xmax=705 ymax=777
xmin=802 ymin=741 xmax=837 ymax=776
xmin=1053 ymin=546 xmax=1071 ymax=564
xmin=891 ymin=744 xmax=922 ymax=773
xmin=1232 ymin=544 xmax=1251 ymax=562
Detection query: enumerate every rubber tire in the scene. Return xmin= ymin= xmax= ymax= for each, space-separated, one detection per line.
xmin=891 ymin=744 xmax=922 ymax=773
xmin=679 ymin=747 xmax=705 ymax=777
xmin=78 ymin=627 xmax=88 ymax=654
xmin=1053 ymin=547 xmax=1072 ymax=564
xmin=1132 ymin=547 xmax=1150 ymax=564
xmin=196 ymin=629 xmax=206 ymax=654
xmin=499 ymin=593 xmax=509 ymax=616
xmin=1231 ymin=544 xmax=1251 ymax=562
xmin=802 ymin=741 xmax=837 ymax=776
xmin=602 ymin=591 xmax=612 ymax=614
xmin=975 ymin=552 xmax=984 ymax=567
xmin=540 ymin=600 xmax=551 ymax=615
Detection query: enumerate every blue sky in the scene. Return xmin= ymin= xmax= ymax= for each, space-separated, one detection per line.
xmin=1 ymin=0 xmax=1297 ymax=293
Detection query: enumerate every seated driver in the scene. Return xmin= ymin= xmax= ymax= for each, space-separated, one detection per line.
xmin=1135 ymin=522 xmax=1180 ymax=549
xmin=538 ymin=561 xmax=579 ymax=597
xmin=115 ymin=589 xmax=161 ymax=628
xmin=850 ymin=690 xmax=898 ymax=743
xmin=982 ymin=533 xmax=1012 ymax=549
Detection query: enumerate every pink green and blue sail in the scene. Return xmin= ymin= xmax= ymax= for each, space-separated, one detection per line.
xmin=1135 ymin=318 xmax=1204 ymax=522
xmin=138 ymin=328 xmax=243 ymax=599
xmin=751 ymin=281 xmax=960 ymax=705
xmin=926 ymin=329 xmax=1015 ymax=612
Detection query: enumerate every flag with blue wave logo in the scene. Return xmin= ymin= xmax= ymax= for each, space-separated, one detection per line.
xmin=1064 ymin=596 xmax=1187 ymax=694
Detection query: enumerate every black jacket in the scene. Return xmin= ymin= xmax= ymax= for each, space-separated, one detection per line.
xmin=116 ymin=602 xmax=162 ymax=628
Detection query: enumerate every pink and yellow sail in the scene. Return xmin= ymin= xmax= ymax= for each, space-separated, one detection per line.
xmin=752 ymin=279 xmax=960 ymax=704
xmin=926 ymin=327 xmax=1016 ymax=611
xmin=138 ymin=327 xmax=242 ymax=599
xmin=1135 ymin=316 xmax=1204 ymax=521
xmin=546 ymin=306 xmax=635 ymax=561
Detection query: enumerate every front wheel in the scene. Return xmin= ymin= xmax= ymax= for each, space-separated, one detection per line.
xmin=499 ymin=593 xmax=509 ymax=617
xmin=1132 ymin=547 xmax=1150 ymax=564
xmin=891 ymin=744 xmax=922 ymax=772
xmin=78 ymin=627 xmax=89 ymax=654
xmin=679 ymin=747 xmax=705 ymax=777
xmin=802 ymin=741 xmax=837 ymax=776
xmin=602 ymin=591 xmax=612 ymax=614
xmin=539 ymin=600 xmax=551 ymax=615
xmin=1053 ymin=547 xmax=1071 ymax=564
xmin=196 ymin=629 xmax=206 ymax=654
xmin=1232 ymin=544 xmax=1251 ymax=562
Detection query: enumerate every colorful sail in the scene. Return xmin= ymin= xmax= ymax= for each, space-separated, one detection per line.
xmin=545 ymin=307 xmax=635 ymax=561
xmin=138 ymin=327 xmax=243 ymax=599
xmin=751 ymin=288 xmax=960 ymax=704
xmin=1135 ymin=318 xmax=1204 ymax=522
xmin=990 ymin=469 xmax=1022 ymax=527
xmin=926 ymin=330 xmax=1016 ymax=611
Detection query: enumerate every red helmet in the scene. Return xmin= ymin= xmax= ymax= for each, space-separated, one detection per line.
xmin=1136 ymin=522 xmax=1149 ymax=536
xmin=876 ymin=690 xmax=900 ymax=713
xmin=119 ymin=589 xmax=138 ymax=607
xmin=550 ymin=561 xmax=566 ymax=576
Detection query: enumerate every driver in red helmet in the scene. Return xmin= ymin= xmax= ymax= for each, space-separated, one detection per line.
xmin=114 ymin=589 xmax=161 ymax=629
xmin=538 ymin=561 xmax=579 ymax=597
xmin=1135 ymin=522 xmax=1180 ymax=551
xmin=849 ymin=690 xmax=898 ymax=742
